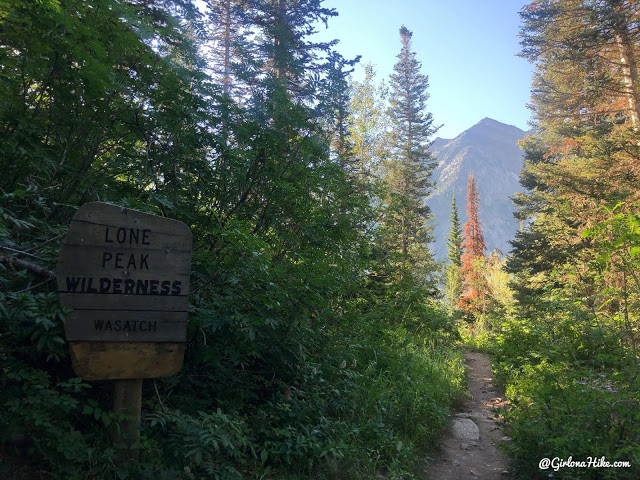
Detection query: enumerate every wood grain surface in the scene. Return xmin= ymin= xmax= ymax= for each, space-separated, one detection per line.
xmin=69 ymin=341 xmax=186 ymax=380
xmin=57 ymin=202 xmax=192 ymax=344
xmin=57 ymin=203 xmax=192 ymax=379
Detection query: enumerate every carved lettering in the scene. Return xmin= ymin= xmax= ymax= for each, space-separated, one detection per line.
xmin=136 ymin=279 xmax=149 ymax=295
xmin=66 ymin=276 xmax=82 ymax=292
xmin=86 ymin=277 xmax=97 ymax=293
xmin=124 ymin=279 xmax=135 ymax=294
xmin=103 ymin=227 xmax=152 ymax=245
xmin=102 ymin=252 xmax=112 ymax=267
xmin=102 ymin=252 xmax=150 ymax=270
xmin=58 ymin=203 xmax=191 ymax=355
xmin=64 ymin=276 xmax=183 ymax=295
xmin=99 ymin=278 xmax=111 ymax=293
xmin=126 ymin=255 xmax=136 ymax=269
xmin=94 ymin=319 xmax=159 ymax=332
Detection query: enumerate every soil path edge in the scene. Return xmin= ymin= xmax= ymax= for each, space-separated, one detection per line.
xmin=425 ymin=351 xmax=512 ymax=480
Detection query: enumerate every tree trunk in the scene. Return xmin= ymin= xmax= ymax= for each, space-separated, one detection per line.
xmin=614 ymin=28 xmax=640 ymax=129
xmin=223 ymin=0 xmax=231 ymax=96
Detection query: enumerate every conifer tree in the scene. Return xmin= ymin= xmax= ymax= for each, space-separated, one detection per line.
xmin=445 ymin=193 xmax=463 ymax=310
xmin=520 ymin=0 xmax=640 ymax=129
xmin=446 ymin=193 xmax=462 ymax=267
xmin=322 ymin=50 xmax=360 ymax=170
xmin=203 ymin=0 xmax=245 ymax=97
xmin=497 ymin=5 xmax=640 ymax=468
xmin=388 ymin=26 xmax=438 ymax=191
xmin=459 ymin=174 xmax=488 ymax=314
xmin=511 ymin=0 xmax=640 ymax=312
xmin=379 ymin=25 xmax=438 ymax=284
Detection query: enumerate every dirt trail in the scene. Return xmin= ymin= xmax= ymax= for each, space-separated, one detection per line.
xmin=426 ymin=351 xmax=511 ymax=480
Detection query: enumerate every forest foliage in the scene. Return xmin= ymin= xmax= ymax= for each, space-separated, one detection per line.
xmin=3 ymin=1 xmax=639 ymax=479
xmin=458 ymin=1 xmax=640 ymax=478
xmin=0 ymin=1 xmax=464 ymax=479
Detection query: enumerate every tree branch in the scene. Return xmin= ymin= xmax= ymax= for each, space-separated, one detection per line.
xmin=0 ymin=255 xmax=57 ymax=279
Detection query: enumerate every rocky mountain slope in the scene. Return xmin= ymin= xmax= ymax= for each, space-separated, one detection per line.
xmin=427 ymin=118 xmax=526 ymax=261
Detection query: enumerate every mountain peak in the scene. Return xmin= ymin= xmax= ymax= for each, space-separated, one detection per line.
xmin=476 ymin=117 xmax=505 ymax=126
xmin=435 ymin=118 xmax=526 ymax=154
xmin=427 ymin=118 xmax=526 ymax=260
xmin=477 ymin=117 xmax=501 ymax=126
xmin=434 ymin=119 xmax=524 ymax=147
xmin=464 ymin=118 xmax=524 ymax=136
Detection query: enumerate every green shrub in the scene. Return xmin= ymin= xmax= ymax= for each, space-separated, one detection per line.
xmin=501 ymin=361 xmax=639 ymax=479
xmin=491 ymin=305 xmax=640 ymax=479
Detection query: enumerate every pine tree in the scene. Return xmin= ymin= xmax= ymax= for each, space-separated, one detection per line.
xmin=322 ymin=50 xmax=360 ymax=171
xmin=203 ymin=0 xmax=246 ymax=97
xmin=246 ymin=0 xmax=339 ymax=101
xmin=510 ymin=0 xmax=640 ymax=314
xmin=446 ymin=193 xmax=462 ymax=267
xmin=445 ymin=193 xmax=463 ymax=310
xmin=520 ymin=0 xmax=640 ymax=129
xmin=378 ymin=25 xmax=438 ymax=284
xmin=459 ymin=174 xmax=488 ymax=314
xmin=388 ymin=26 xmax=438 ymax=194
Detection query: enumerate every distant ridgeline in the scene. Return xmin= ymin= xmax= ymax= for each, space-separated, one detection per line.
xmin=427 ymin=118 xmax=526 ymax=260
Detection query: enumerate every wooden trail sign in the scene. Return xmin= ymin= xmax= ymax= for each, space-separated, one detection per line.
xmin=57 ymin=202 xmax=192 ymax=380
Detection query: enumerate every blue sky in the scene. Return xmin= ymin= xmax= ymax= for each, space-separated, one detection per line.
xmin=314 ymin=0 xmax=534 ymax=139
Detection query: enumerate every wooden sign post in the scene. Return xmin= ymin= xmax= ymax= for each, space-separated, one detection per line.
xmin=56 ymin=202 xmax=192 ymax=463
